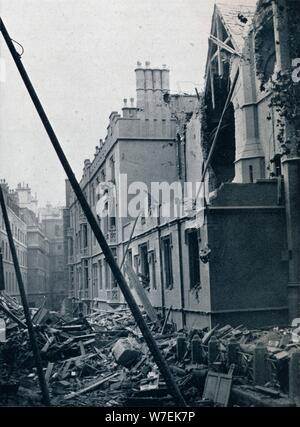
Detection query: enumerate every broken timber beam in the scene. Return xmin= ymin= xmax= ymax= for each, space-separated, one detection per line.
xmin=0 ymin=301 xmax=27 ymax=329
xmin=64 ymin=372 xmax=119 ymax=400
xmin=124 ymin=261 xmax=159 ymax=325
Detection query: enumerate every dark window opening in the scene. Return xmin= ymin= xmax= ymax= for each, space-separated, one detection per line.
xmin=82 ymin=224 xmax=88 ymax=248
xmin=149 ymin=251 xmax=156 ymax=290
xmin=162 ymin=236 xmax=173 ymax=290
xmin=84 ymin=260 xmax=89 ymax=289
xmin=187 ymin=230 xmax=200 ymax=290
xmin=249 ymin=165 xmax=254 ymax=183
xmin=204 ymin=55 xmax=236 ymax=192
xmin=139 ymin=243 xmax=150 ymax=288
xmin=105 ymin=261 xmax=110 ymax=290
xmin=210 ymin=102 xmax=236 ymax=188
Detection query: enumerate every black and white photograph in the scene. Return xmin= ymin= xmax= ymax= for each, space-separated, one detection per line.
xmin=0 ymin=0 xmax=300 ymax=414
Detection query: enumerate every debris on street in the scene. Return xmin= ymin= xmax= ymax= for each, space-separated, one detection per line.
xmin=1 ymin=292 xmax=300 ymax=407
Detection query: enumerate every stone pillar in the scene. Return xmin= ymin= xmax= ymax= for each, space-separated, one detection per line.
xmin=227 ymin=337 xmax=239 ymax=366
xmin=233 ymin=35 xmax=265 ymax=183
xmin=191 ymin=334 xmax=203 ymax=364
xmin=208 ymin=335 xmax=219 ymax=366
xmin=176 ymin=333 xmax=186 ymax=362
xmin=253 ymin=342 xmax=270 ymax=386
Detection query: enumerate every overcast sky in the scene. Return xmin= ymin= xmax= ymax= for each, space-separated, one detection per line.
xmin=0 ymin=0 xmax=221 ymax=206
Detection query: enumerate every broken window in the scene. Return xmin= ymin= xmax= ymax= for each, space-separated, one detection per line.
xmin=162 ymin=235 xmax=173 ymax=290
xmin=187 ymin=230 xmax=201 ymax=290
xmin=139 ymin=243 xmax=150 ymax=289
xmin=149 ymin=250 xmax=157 ymax=290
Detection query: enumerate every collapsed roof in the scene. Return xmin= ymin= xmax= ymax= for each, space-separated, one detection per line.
xmin=215 ymin=1 xmax=258 ymax=50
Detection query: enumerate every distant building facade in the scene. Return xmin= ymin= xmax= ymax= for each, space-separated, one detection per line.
xmin=18 ymin=206 xmax=50 ymax=308
xmin=0 ymin=180 xmax=28 ymax=300
xmin=40 ymin=204 xmax=67 ymax=310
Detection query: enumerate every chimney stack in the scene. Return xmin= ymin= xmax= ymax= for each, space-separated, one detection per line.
xmin=144 ymin=61 xmax=153 ymax=90
xmin=135 ymin=62 xmax=170 ymax=120
xmin=135 ymin=61 xmax=145 ymax=110
xmin=161 ymin=64 xmax=170 ymax=92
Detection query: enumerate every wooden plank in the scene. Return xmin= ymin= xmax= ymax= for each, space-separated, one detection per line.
xmin=41 ymin=336 xmax=55 ymax=353
xmin=202 ymin=324 xmax=220 ymax=345
xmin=161 ymin=305 xmax=172 ymax=335
xmin=61 ymin=360 xmax=72 ymax=379
xmin=124 ymin=261 xmax=159 ymax=325
xmin=45 ymin=362 xmax=54 ymax=385
xmin=79 ymin=341 xmax=86 ymax=356
xmin=64 ymin=372 xmax=119 ymax=400
xmin=216 ymin=16 xmax=224 ymax=77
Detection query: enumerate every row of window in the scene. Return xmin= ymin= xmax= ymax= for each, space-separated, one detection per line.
xmin=69 ymin=230 xmax=201 ymax=295
xmin=0 ymin=216 xmax=27 ymax=245
xmin=69 ymin=155 xmax=115 ymax=229
xmin=3 ymin=269 xmax=27 ymax=295
xmin=0 ymin=239 xmax=27 ymax=267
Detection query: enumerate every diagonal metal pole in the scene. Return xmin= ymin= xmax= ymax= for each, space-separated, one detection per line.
xmin=0 ymin=17 xmax=186 ymax=406
xmin=0 ymin=185 xmax=51 ymax=406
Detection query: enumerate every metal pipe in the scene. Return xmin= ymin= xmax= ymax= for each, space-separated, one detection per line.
xmin=0 ymin=17 xmax=186 ymax=407
xmin=0 ymin=185 xmax=51 ymax=406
